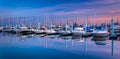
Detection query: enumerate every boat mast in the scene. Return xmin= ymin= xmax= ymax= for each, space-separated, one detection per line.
xmin=45 ymin=13 xmax=47 ymax=27
xmin=1 ymin=16 xmax=3 ymax=27
xmin=65 ymin=19 xmax=68 ymax=32
xmin=111 ymin=18 xmax=114 ymax=36
xmin=38 ymin=17 xmax=41 ymax=30
xmin=50 ymin=16 xmax=53 ymax=32
xmin=111 ymin=18 xmax=114 ymax=56
xmin=105 ymin=22 xmax=107 ymax=30
xmin=94 ymin=12 xmax=96 ymax=30
xmin=8 ymin=17 xmax=10 ymax=28
xmin=84 ymin=18 xmax=87 ymax=34
xmin=70 ymin=19 xmax=73 ymax=31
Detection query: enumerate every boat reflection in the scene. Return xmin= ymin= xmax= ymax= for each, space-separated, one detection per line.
xmin=45 ymin=35 xmax=55 ymax=38
xmin=111 ymin=38 xmax=114 ymax=56
xmin=71 ymin=35 xmax=84 ymax=43
xmin=58 ymin=35 xmax=71 ymax=48
xmin=0 ymin=33 xmax=119 ymax=58
xmin=83 ymin=38 xmax=87 ymax=52
xmin=92 ymin=37 xmax=108 ymax=45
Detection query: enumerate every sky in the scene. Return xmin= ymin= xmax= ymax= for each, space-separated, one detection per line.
xmin=0 ymin=0 xmax=120 ymax=24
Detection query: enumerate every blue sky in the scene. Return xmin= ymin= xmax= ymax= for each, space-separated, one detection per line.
xmin=0 ymin=0 xmax=120 ymax=24
xmin=0 ymin=0 xmax=90 ymax=9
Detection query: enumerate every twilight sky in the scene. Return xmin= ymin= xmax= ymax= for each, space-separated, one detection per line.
xmin=0 ymin=0 xmax=120 ymax=24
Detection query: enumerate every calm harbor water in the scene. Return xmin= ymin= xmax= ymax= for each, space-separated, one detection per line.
xmin=0 ymin=33 xmax=120 ymax=59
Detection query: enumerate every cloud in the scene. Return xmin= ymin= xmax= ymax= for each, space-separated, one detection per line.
xmin=0 ymin=0 xmax=120 ymax=20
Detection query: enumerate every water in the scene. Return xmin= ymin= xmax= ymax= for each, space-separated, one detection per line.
xmin=0 ymin=33 xmax=120 ymax=59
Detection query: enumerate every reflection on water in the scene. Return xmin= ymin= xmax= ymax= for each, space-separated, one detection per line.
xmin=0 ymin=33 xmax=120 ymax=59
xmin=92 ymin=37 xmax=109 ymax=45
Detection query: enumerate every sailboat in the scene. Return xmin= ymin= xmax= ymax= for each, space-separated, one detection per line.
xmin=10 ymin=18 xmax=21 ymax=34
xmin=109 ymin=18 xmax=120 ymax=36
xmin=59 ymin=20 xmax=71 ymax=36
xmin=92 ymin=23 xmax=109 ymax=37
xmin=92 ymin=13 xmax=109 ymax=37
xmin=32 ymin=22 xmax=46 ymax=34
xmin=45 ymin=16 xmax=56 ymax=35
xmin=19 ymin=24 xmax=35 ymax=35
xmin=8 ymin=17 xmax=20 ymax=34
xmin=2 ymin=17 xmax=11 ymax=33
xmin=45 ymin=27 xmax=56 ymax=35
xmin=54 ymin=19 xmax=63 ymax=32
xmin=92 ymin=30 xmax=109 ymax=37
xmin=8 ymin=25 xmax=17 ymax=34
xmin=72 ymin=18 xmax=91 ymax=36
xmin=2 ymin=24 xmax=10 ymax=33
xmin=72 ymin=27 xmax=84 ymax=36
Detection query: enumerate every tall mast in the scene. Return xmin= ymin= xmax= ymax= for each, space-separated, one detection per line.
xmin=0 ymin=17 xmax=1 ymax=27
xmin=45 ymin=12 xmax=47 ymax=27
xmin=50 ymin=16 xmax=53 ymax=31
xmin=8 ymin=17 xmax=10 ymax=28
xmin=111 ymin=18 xmax=114 ymax=36
xmin=70 ymin=19 xmax=73 ymax=31
xmin=84 ymin=18 xmax=87 ymax=34
xmin=38 ymin=17 xmax=41 ymax=29
xmin=105 ymin=22 xmax=107 ymax=30
xmin=94 ymin=12 xmax=96 ymax=30
xmin=65 ymin=19 xmax=67 ymax=31
xmin=111 ymin=18 xmax=114 ymax=56
xmin=1 ymin=16 xmax=3 ymax=27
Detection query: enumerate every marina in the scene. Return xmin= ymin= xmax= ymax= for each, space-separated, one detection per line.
xmin=0 ymin=17 xmax=119 ymax=38
xmin=0 ymin=0 xmax=120 ymax=59
xmin=0 ymin=18 xmax=120 ymax=59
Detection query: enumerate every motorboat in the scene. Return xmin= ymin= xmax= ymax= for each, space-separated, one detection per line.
xmin=45 ymin=28 xmax=57 ymax=35
xmin=72 ymin=27 xmax=84 ymax=36
xmin=19 ymin=26 xmax=35 ymax=35
xmin=92 ymin=30 xmax=109 ymax=37
xmin=31 ymin=26 xmax=46 ymax=34
xmin=59 ymin=25 xmax=72 ymax=36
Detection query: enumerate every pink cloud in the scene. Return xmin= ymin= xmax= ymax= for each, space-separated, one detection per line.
xmin=0 ymin=0 xmax=120 ymax=24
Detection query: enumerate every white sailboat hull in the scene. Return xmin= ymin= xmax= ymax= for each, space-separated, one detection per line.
xmin=45 ymin=29 xmax=57 ymax=35
xmin=59 ymin=30 xmax=71 ymax=35
xmin=72 ymin=31 xmax=84 ymax=36
xmin=92 ymin=31 xmax=109 ymax=37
